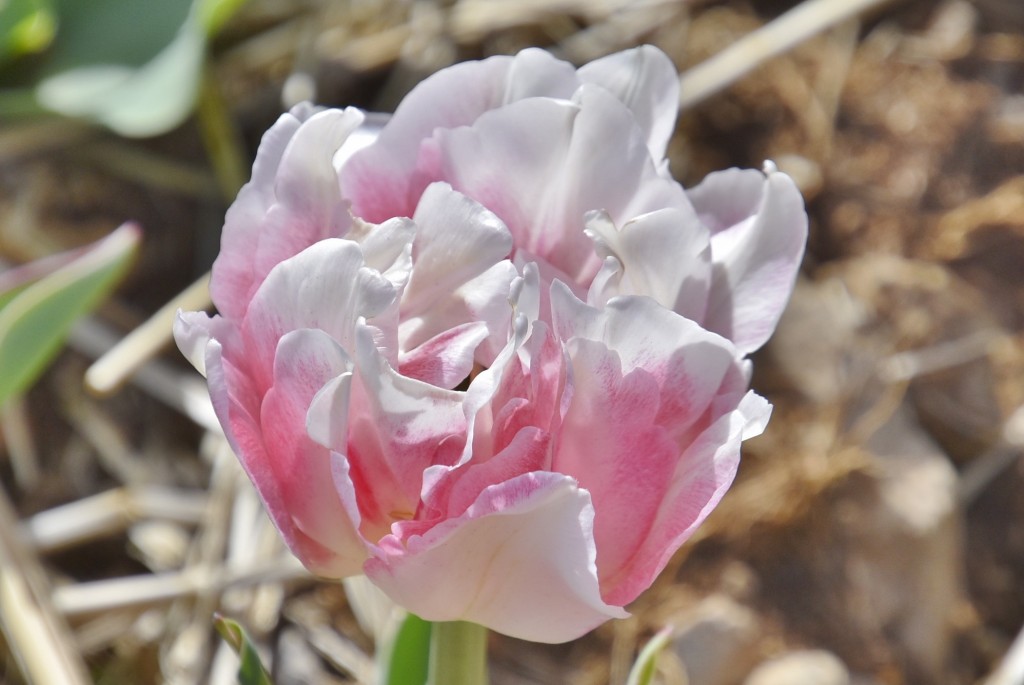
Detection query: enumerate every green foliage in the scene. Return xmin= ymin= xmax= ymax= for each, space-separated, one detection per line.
xmin=0 ymin=0 xmax=56 ymax=64
xmin=381 ymin=613 xmax=432 ymax=685
xmin=0 ymin=0 xmax=250 ymax=137
xmin=213 ymin=614 xmax=275 ymax=685
xmin=0 ymin=223 xmax=140 ymax=408
xmin=625 ymin=626 xmax=673 ymax=685
xmin=198 ymin=0 xmax=252 ymax=35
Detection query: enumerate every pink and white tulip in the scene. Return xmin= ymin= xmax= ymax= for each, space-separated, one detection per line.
xmin=175 ymin=45 xmax=806 ymax=643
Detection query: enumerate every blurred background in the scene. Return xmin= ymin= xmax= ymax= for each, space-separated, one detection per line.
xmin=1 ymin=0 xmax=1023 ymax=683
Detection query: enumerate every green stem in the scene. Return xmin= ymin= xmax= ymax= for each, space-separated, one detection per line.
xmin=195 ymin=61 xmax=249 ymax=202
xmin=427 ymin=621 xmax=489 ymax=685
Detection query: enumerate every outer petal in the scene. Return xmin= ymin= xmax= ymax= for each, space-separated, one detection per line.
xmin=173 ymin=309 xmax=235 ymax=377
xmin=577 ymin=45 xmax=680 ymax=161
xmin=212 ymin=106 xmax=364 ymax=319
xmin=340 ymin=49 xmax=578 ymax=222
xmin=201 ymin=328 xmax=363 ymax=577
xmin=550 ymin=283 xmax=743 ymax=604
xmin=609 ymin=389 xmax=771 ymax=605
xmin=365 ymin=472 xmax=627 ymax=643
xmin=259 ymin=329 xmax=367 ymax=576
xmin=688 ymin=165 xmax=807 ymax=354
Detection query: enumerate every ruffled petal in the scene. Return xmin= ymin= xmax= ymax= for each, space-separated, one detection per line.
xmin=212 ymin=106 xmax=364 ymax=319
xmin=398 ymin=322 xmax=489 ymax=388
xmin=549 ymin=284 xmax=743 ymax=602
xmin=173 ymin=309 xmax=234 ymax=377
xmin=396 ymin=183 xmax=516 ymax=366
xmin=259 ymin=329 xmax=367 ymax=576
xmin=429 ymin=85 xmax=689 ymax=285
xmin=404 ymin=183 xmax=513 ymax=316
xmin=688 ymin=166 xmax=807 ymax=354
xmin=340 ymin=50 xmax=578 ymax=222
xmin=346 ymin=326 xmax=468 ymax=538
xmin=365 ymin=472 xmax=627 ymax=643
xmin=585 ymin=207 xmax=712 ymax=321
xmin=606 ymin=389 xmax=771 ymax=605
xmin=242 ymin=239 xmax=396 ymax=389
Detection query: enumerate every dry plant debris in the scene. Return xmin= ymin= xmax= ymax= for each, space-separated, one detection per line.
xmin=2 ymin=0 xmax=1024 ymax=683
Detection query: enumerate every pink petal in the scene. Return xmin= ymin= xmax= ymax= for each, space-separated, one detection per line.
xmin=203 ymin=332 xmax=363 ymax=577
xmin=577 ymin=45 xmax=680 ymax=161
xmin=549 ymin=284 xmax=743 ymax=602
xmin=398 ymin=322 xmax=488 ymax=388
xmin=340 ymin=50 xmax=578 ymax=222
xmin=259 ymin=329 xmax=367 ymax=576
xmin=607 ymin=389 xmax=771 ymax=605
xmin=415 ymin=317 xmax=569 ymax=518
xmin=345 ymin=326 xmax=468 ymax=538
xmin=365 ymin=472 xmax=627 ymax=643
xmin=212 ymin=106 xmax=363 ymax=319
xmin=688 ymin=166 xmax=807 ymax=354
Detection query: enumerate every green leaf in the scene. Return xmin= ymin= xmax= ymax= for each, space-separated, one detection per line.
xmin=198 ymin=0 xmax=251 ymax=36
xmin=626 ymin=626 xmax=673 ymax=685
xmin=35 ymin=9 xmax=205 ymax=138
xmin=0 ymin=223 xmax=140 ymax=408
xmin=1 ymin=0 xmax=251 ymax=137
xmin=213 ymin=614 xmax=274 ymax=685
xmin=381 ymin=613 xmax=432 ymax=685
xmin=0 ymin=0 xmax=56 ymax=64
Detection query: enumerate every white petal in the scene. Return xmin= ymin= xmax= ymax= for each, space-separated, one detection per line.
xmin=432 ymin=86 xmax=689 ymax=285
xmin=577 ymin=45 xmax=680 ymax=161
xmin=585 ymin=207 xmax=712 ymax=321
xmin=365 ymin=473 xmax=627 ymax=643
xmin=404 ymin=182 xmax=513 ymax=316
xmin=346 ymin=216 xmax=417 ymax=277
xmin=688 ymin=167 xmax=807 ymax=354
xmin=172 ymin=310 xmax=226 ymax=377
xmin=400 ymin=259 xmax=517 ymax=367
xmin=242 ymin=239 xmax=396 ymax=389
xmin=307 ymin=372 xmax=353 ymax=453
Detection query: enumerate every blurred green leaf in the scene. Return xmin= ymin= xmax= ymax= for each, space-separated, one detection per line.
xmin=36 ymin=8 xmax=205 ymax=137
xmin=198 ymin=0 xmax=250 ymax=35
xmin=381 ymin=613 xmax=432 ymax=685
xmin=45 ymin=0 xmax=191 ymax=71
xmin=626 ymin=626 xmax=673 ymax=685
xmin=0 ymin=223 xmax=140 ymax=408
xmin=213 ymin=614 xmax=274 ymax=685
xmin=0 ymin=0 xmax=250 ymax=137
xmin=0 ymin=0 xmax=56 ymax=64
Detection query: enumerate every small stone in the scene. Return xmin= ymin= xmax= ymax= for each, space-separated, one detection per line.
xmin=744 ymin=650 xmax=850 ymax=685
xmin=672 ymin=595 xmax=761 ymax=685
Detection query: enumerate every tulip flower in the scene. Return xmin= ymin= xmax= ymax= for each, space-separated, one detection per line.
xmin=175 ymin=45 xmax=806 ymax=657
